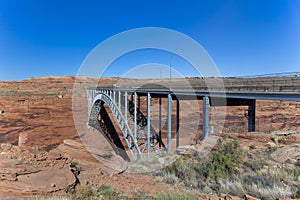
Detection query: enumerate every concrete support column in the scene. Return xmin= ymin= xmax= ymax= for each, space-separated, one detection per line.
xmin=87 ymin=90 xmax=91 ymax=118
xmin=109 ymin=90 xmax=112 ymax=108
xmin=124 ymin=92 xmax=128 ymax=122
xmin=248 ymin=99 xmax=256 ymax=132
xmin=134 ymin=92 xmax=137 ymax=156
xmin=167 ymin=93 xmax=172 ymax=153
xmin=112 ymin=90 xmax=116 ymax=113
xmin=118 ymin=91 xmax=121 ymax=111
xmin=202 ymin=96 xmax=210 ymax=139
xmin=113 ymin=90 xmax=116 ymax=103
xmin=124 ymin=91 xmax=128 ymax=139
xmin=176 ymin=99 xmax=180 ymax=148
xmin=147 ymin=92 xmax=151 ymax=159
xmin=158 ymin=97 xmax=162 ymax=148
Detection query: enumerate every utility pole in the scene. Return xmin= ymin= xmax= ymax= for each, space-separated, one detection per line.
xmin=169 ymin=55 xmax=172 ymax=89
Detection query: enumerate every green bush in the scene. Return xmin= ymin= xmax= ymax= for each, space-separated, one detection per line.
xmin=201 ymin=137 xmax=243 ymax=179
xmin=97 ymin=184 xmax=118 ymax=198
xmin=162 ymin=171 xmax=180 ymax=185
xmin=157 ymin=136 xmax=243 ymax=190
xmin=71 ymin=184 xmax=94 ymax=200
xmin=70 ymin=184 xmax=119 ymax=200
xmin=166 ymin=155 xmax=196 ymax=184
xmin=294 ymin=189 xmax=300 ymax=198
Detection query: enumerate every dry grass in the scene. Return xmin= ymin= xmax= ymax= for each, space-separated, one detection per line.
xmin=219 ymin=178 xmax=293 ymax=200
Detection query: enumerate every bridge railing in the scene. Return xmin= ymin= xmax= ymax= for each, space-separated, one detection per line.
xmin=222 ymin=76 xmax=300 ymax=93
xmin=124 ymin=75 xmax=300 ymax=94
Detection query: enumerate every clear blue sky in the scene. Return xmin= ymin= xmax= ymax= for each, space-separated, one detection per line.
xmin=0 ymin=0 xmax=299 ymax=80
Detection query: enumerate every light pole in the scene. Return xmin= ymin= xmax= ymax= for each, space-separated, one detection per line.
xmin=169 ymin=55 xmax=172 ymax=89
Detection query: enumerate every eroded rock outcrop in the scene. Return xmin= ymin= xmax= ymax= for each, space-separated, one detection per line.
xmin=0 ymin=142 xmax=76 ymax=197
xmin=0 ymin=137 xmax=129 ymax=197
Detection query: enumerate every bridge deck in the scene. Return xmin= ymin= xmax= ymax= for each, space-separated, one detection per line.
xmin=90 ymin=75 xmax=300 ymax=101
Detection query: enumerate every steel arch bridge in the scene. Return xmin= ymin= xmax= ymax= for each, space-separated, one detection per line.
xmin=87 ymin=74 xmax=300 ymax=160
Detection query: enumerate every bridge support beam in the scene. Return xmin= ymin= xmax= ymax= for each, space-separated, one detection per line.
xmin=124 ymin=91 xmax=128 ymax=143
xmin=134 ymin=92 xmax=137 ymax=157
xmin=202 ymin=96 xmax=210 ymax=139
xmin=176 ymin=99 xmax=180 ymax=148
xmin=147 ymin=92 xmax=151 ymax=159
xmin=248 ymin=99 xmax=256 ymax=132
xmin=118 ymin=91 xmax=121 ymax=111
xmin=113 ymin=90 xmax=116 ymax=102
xmin=138 ymin=95 xmax=140 ymax=110
xmin=167 ymin=93 xmax=172 ymax=153
xmin=124 ymin=92 xmax=128 ymax=122
xmin=158 ymin=97 xmax=162 ymax=148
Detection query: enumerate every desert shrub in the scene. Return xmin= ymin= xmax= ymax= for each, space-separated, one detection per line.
xmin=243 ymin=160 xmax=267 ymax=172
xmin=154 ymin=155 xmax=198 ymax=187
xmin=200 ymin=137 xmax=242 ymax=179
xmin=70 ymin=161 xmax=78 ymax=168
xmin=97 ymin=184 xmax=118 ymax=198
xmin=71 ymin=184 xmax=94 ymax=200
xmin=219 ymin=173 xmax=295 ymax=200
xmin=243 ymin=175 xmax=272 ymax=188
xmin=166 ymin=155 xmax=196 ymax=183
xmin=286 ymin=166 xmax=300 ymax=179
xmin=70 ymin=184 xmax=119 ymax=200
xmin=136 ymin=191 xmax=152 ymax=200
xmin=243 ymin=182 xmax=293 ymax=200
xmin=294 ymin=189 xmax=300 ymax=198
xmin=262 ymin=166 xmax=297 ymax=184
xmin=162 ymin=171 xmax=180 ymax=185
xmin=156 ymin=136 xmax=243 ymax=192
xmin=219 ymin=178 xmax=245 ymax=197
xmin=229 ymin=127 xmax=244 ymax=133
xmin=271 ymin=136 xmax=285 ymax=146
xmin=156 ymin=192 xmax=197 ymax=200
